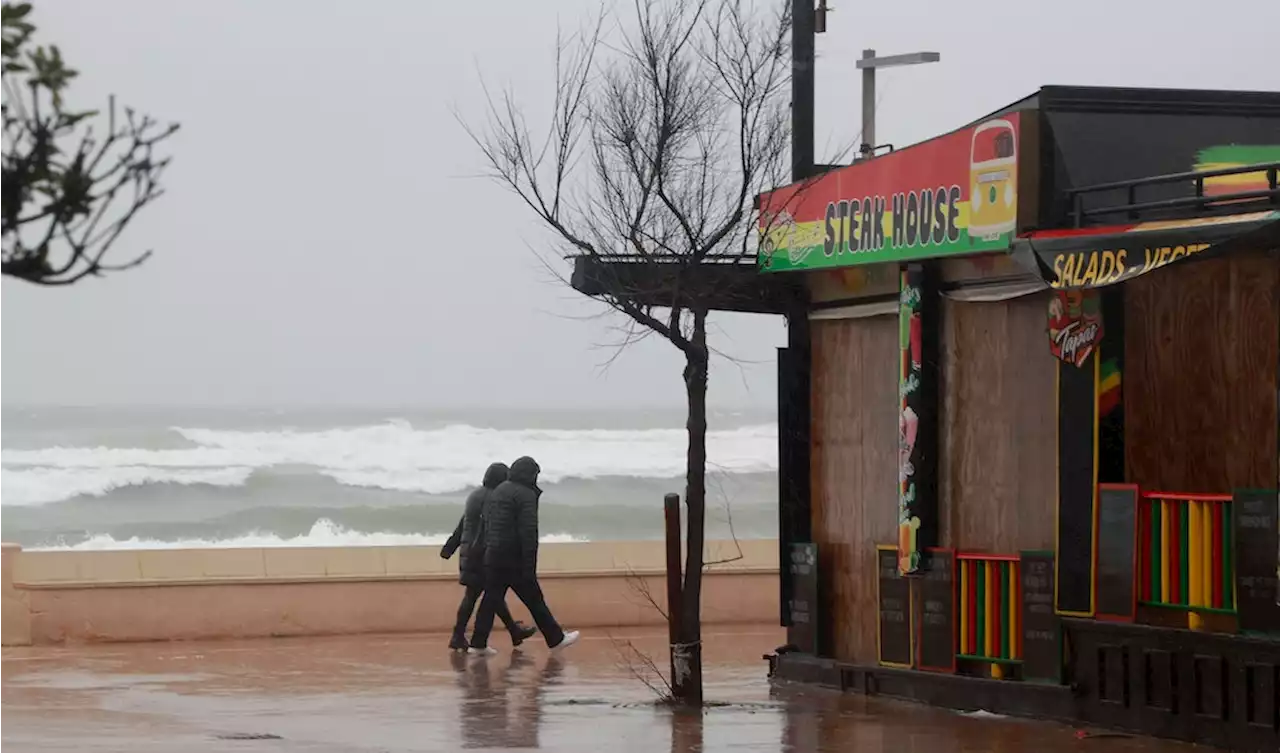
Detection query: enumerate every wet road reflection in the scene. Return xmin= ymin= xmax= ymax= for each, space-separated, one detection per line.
xmin=2 ymin=627 xmax=1207 ymax=752
xmin=452 ymin=651 xmax=564 ymax=749
xmin=669 ymin=707 xmax=704 ymax=753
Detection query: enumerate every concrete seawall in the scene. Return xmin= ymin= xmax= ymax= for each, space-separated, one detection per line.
xmin=1 ymin=540 xmax=779 ymax=646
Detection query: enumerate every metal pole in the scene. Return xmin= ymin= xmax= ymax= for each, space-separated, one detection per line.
xmin=663 ymin=493 xmax=685 ymax=698
xmin=791 ymin=0 xmax=815 ymax=182
xmin=860 ymin=48 xmax=876 ymax=156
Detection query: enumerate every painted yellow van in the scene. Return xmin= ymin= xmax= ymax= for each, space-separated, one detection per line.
xmin=968 ymin=118 xmax=1018 ymax=242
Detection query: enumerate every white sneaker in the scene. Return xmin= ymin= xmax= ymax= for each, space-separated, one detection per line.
xmin=469 ymin=646 xmax=498 ymax=657
xmin=551 ymin=630 xmax=580 ymax=652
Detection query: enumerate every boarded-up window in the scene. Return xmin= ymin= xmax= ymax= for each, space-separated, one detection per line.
xmin=810 ymin=314 xmax=898 ymax=664
xmin=1125 ymin=251 xmax=1280 ymax=493
xmin=940 ymin=292 xmax=1058 ymax=553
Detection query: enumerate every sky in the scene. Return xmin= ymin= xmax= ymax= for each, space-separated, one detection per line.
xmin=2 ymin=0 xmax=1277 ymax=411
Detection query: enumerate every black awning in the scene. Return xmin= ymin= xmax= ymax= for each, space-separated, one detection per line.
xmin=1011 ymin=211 xmax=1280 ymax=290
xmin=569 ymin=254 xmax=805 ymax=315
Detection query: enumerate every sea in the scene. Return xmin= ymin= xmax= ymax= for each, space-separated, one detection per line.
xmin=0 ymin=406 xmax=779 ymax=550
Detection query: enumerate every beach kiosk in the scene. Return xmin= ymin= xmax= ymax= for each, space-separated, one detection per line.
xmin=760 ymin=86 xmax=1280 ymax=751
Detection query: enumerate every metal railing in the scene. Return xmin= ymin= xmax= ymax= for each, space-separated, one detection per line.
xmin=570 ymin=251 xmax=759 ymax=265
xmin=1067 ymin=161 xmax=1280 ymax=227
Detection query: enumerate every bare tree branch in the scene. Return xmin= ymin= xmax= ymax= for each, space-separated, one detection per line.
xmin=702 ymin=471 xmax=745 ymax=568
xmin=623 ymin=565 xmax=670 ymax=621
xmin=608 ymin=634 xmax=675 ymax=701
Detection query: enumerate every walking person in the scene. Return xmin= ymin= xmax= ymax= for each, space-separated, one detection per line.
xmin=469 ymin=456 xmax=580 ymax=655
xmin=441 ymin=462 xmax=537 ymax=651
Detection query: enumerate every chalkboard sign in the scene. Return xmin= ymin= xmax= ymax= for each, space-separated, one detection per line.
xmin=1095 ymin=484 xmax=1138 ymax=621
xmin=1020 ymin=550 xmax=1062 ymax=684
xmin=915 ymin=548 xmax=956 ymax=672
xmin=1056 ymin=358 xmax=1097 ymax=615
xmin=877 ymin=545 xmax=913 ymax=667
xmin=1233 ymin=489 xmax=1279 ymax=634
xmin=788 ymin=543 xmax=819 ymax=653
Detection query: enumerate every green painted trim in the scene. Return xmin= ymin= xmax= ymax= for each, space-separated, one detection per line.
xmin=758 ymin=229 xmax=1014 ymax=272
xmin=956 ymin=654 xmax=1024 ymax=666
xmin=1179 ymin=502 xmax=1190 ymax=604
xmin=999 ymin=562 xmax=1011 ymax=659
xmin=1139 ymin=600 xmax=1238 ymax=617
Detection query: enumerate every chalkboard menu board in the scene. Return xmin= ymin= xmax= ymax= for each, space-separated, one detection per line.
xmin=877 ymin=546 xmax=913 ymax=667
xmin=1095 ymin=484 xmax=1138 ymax=621
xmin=1020 ymin=550 xmax=1062 ymax=684
xmin=915 ymin=548 xmax=955 ymax=672
xmin=788 ymin=543 xmax=819 ymax=653
xmin=1233 ymin=489 xmax=1279 ymax=633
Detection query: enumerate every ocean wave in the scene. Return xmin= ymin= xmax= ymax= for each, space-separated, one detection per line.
xmin=1 ymin=466 xmax=253 ymax=507
xmin=2 ymin=420 xmax=778 ymax=503
xmin=28 ymin=517 xmax=585 ymax=551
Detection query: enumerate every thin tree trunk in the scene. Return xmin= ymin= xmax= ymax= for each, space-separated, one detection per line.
xmin=678 ymin=307 xmax=709 ymax=706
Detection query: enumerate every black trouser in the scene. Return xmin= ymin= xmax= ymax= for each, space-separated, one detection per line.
xmin=470 ymin=572 xmax=564 ymax=649
xmin=452 ymin=584 xmax=519 ymax=641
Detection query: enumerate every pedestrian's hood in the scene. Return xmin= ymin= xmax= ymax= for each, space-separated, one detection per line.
xmin=509 ymin=456 xmax=541 ymax=487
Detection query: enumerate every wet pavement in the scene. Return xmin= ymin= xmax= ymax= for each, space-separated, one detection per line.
xmin=3 ymin=626 xmax=1207 ymax=752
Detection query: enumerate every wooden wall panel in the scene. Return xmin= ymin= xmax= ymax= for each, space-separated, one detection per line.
xmin=810 ymin=315 xmax=899 ymax=664
xmin=1125 ymin=251 xmax=1280 ymax=493
xmin=940 ymin=293 xmax=1058 ymax=554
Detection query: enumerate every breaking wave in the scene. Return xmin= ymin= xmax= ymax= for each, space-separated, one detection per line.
xmin=1 ymin=466 xmax=253 ymax=506
xmin=2 ymin=420 xmax=777 ymax=505
xmin=29 ymin=517 xmax=585 ymax=550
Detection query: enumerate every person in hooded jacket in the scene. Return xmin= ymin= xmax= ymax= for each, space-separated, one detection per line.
xmin=468 ymin=456 xmax=580 ymax=654
xmin=441 ymin=462 xmax=537 ymax=651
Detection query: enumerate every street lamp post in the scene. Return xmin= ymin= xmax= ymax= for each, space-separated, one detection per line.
xmin=857 ymin=49 xmax=940 ymax=158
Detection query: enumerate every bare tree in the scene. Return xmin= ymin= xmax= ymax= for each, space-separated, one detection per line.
xmin=467 ymin=0 xmax=794 ymax=705
xmin=2 ymin=1 xmax=178 ymax=286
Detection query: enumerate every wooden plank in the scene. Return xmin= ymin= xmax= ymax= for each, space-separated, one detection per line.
xmin=810 ymin=315 xmax=898 ymax=663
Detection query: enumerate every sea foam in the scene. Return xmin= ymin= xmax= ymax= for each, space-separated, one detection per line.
xmin=2 ymin=420 xmax=777 ymax=505
xmin=29 ymin=517 xmax=584 ymax=550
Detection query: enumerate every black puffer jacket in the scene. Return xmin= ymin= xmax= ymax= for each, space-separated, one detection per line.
xmin=482 ymin=456 xmax=542 ymax=579
xmin=443 ymin=462 xmax=508 ymax=587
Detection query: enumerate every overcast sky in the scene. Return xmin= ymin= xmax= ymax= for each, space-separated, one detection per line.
xmin=2 ymin=0 xmax=1276 ymax=411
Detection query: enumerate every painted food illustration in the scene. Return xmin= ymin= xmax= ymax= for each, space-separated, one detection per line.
xmin=899 ymin=406 xmax=918 ymax=484
xmin=898 ymin=516 xmax=921 ymax=573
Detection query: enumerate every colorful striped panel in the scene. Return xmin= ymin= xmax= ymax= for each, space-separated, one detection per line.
xmin=1139 ymin=496 xmax=1236 ymax=612
xmin=956 ymin=558 xmax=1021 ymax=661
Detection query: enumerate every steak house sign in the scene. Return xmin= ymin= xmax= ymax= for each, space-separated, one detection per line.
xmin=758 ymin=113 xmax=1022 ymax=271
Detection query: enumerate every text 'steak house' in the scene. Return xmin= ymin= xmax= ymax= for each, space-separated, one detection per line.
xmin=758 ymin=86 xmax=1280 ymax=750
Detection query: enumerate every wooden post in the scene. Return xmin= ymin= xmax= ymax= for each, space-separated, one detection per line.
xmin=664 ymin=493 xmax=685 ymax=700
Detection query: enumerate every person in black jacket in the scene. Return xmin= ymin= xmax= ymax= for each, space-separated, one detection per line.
xmin=468 ymin=455 xmax=580 ymax=654
xmin=441 ymin=462 xmax=537 ymax=651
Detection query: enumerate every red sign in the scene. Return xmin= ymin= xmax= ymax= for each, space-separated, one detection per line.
xmin=759 ymin=112 xmax=1022 ymax=271
xmin=1048 ymin=290 xmax=1103 ymax=367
